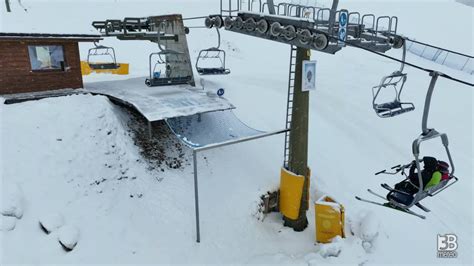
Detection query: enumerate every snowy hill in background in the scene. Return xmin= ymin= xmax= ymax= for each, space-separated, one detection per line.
xmin=1 ymin=0 xmax=473 ymax=265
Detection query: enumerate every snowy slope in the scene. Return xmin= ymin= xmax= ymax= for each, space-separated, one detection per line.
xmin=1 ymin=0 xmax=473 ymax=265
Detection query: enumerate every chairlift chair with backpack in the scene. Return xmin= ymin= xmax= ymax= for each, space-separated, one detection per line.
xmin=356 ymin=71 xmax=459 ymax=219
xmin=372 ymin=41 xmax=415 ymax=118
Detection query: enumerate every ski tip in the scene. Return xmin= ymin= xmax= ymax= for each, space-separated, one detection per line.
xmin=355 ymin=196 xmax=361 ymax=200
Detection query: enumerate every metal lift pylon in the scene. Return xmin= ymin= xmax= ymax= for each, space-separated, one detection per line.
xmin=202 ymin=0 xmax=405 ymax=232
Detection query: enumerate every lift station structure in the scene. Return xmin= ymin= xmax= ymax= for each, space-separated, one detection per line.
xmin=87 ymin=0 xmax=470 ymax=242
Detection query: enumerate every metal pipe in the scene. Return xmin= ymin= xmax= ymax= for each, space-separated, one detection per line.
xmin=216 ymin=27 xmax=221 ymax=49
xmin=193 ymin=150 xmax=201 ymax=243
xmin=148 ymin=120 xmax=153 ymax=139
xmin=267 ymin=0 xmax=276 ymax=15
xmin=422 ymin=72 xmax=440 ymax=134
xmin=400 ymin=41 xmax=406 ymax=73
xmin=194 ymin=129 xmax=289 ymax=152
xmin=5 ymin=0 xmax=11 ymax=12
xmin=328 ymin=0 xmax=339 ymax=35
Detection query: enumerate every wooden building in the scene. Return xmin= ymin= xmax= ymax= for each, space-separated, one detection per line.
xmin=0 ymin=33 xmax=101 ymax=95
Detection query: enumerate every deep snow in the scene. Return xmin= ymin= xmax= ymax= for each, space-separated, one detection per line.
xmin=1 ymin=0 xmax=473 ymax=265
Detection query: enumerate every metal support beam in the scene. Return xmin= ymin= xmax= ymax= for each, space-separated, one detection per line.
xmin=193 ymin=150 xmax=201 ymax=243
xmin=422 ymin=72 xmax=440 ymax=134
xmin=5 ymin=0 xmax=11 ymax=12
xmin=148 ymin=120 xmax=153 ymax=139
xmin=267 ymin=0 xmax=276 ymax=15
xmin=328 ymin=0 xmax=340 ymax=35
xmin=284 ymin=47 xmax=311 ymax=231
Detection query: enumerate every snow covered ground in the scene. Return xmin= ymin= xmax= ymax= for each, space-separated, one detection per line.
xmin=1 ymin=0 xmax=473 ymax=265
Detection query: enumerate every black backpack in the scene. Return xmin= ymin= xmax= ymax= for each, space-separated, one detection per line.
xmin=392 ymin=157 xmax=438 ymax=196
xmin=408 ymin=156 xmax=438 ymax=189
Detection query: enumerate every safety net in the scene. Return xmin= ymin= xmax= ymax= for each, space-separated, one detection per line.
xmin=165 ymin=110 xmax=265 ymax=148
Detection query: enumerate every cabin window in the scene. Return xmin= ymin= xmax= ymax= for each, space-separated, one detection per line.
xmin=28 ymin=45 xmax=65 ymax=71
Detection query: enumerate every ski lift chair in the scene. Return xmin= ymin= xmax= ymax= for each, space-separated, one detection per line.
xmin=372 ymin=42 xmax=415 ymax=118
xmin=87 ymin=44 xmax=120 ymax=70
xmin=145 ymin=21 xmax=192 ymax=87
xmin=195 ymin=28 xmax=230 ymax=76
xmin=357 ymin=72 xmax=458 ymax=219
xmin=372 ymin=71 xmax=415 ymax=118
xmin=196 ymin=48 xmax=230 ymax=75
xmin=145 ymin=51 xmax=192 ymax=87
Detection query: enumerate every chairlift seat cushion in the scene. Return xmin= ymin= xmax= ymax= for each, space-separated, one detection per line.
xmin=89 ymin=63 xmax=119 ymax=70
xmin=375 ymin=102 xmax=415 ymax=117
xmin=197 ymin=68 xmax=230 ymax=75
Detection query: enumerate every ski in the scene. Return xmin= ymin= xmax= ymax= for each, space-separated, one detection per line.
xmin=367 ymin=189 xmax=386 ymax=201
xmin=355 ymin=196 xmax=426 ymax=219
xmin=415 ymin=202 xmax=431 ymax=213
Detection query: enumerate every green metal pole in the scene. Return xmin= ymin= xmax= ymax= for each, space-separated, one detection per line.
xmin=283 ymin=47 xmax=311 ymax=231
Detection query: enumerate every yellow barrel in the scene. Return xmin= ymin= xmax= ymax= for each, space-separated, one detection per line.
xmin=315 ymin=195 xmax=345 ymax=243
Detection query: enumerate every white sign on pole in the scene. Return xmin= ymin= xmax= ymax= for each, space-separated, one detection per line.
xmin=302 ymin=60 xmax=317 ymax=92
xmin=338 ymin=9 xmax=349 ymax=47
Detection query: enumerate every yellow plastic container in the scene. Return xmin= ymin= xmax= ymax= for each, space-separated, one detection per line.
xmin=315 ymin=195 xmax=345 ymax=243
xmin=80 ymin=61 xmax=129 ymax=76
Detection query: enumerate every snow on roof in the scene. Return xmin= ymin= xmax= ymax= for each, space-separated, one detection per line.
xmin=0 ymin=32 xmax=102 ymax=42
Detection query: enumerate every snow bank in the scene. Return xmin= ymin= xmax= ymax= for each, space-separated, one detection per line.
xmin=58 ymin=225 xmax=80 ymax=251
xmin=1 ymin=216 xmax=17 ymax=232
xmin=318 ymin=236 xmax=343 ymax=258
xmin=39 ymin=213 xmax=65 ymax=234
xmin=1 ymin=183 xmax=24 ymax=219
xmin=350 ymin=210 xmax=380 ymax=253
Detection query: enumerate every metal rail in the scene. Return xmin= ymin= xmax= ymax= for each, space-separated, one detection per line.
xmin=191 ymin=128 xmax=289 ymax=242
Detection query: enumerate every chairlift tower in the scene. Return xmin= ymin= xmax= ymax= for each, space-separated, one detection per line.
xmin=205 ymin=0 xmax=404 ymax=230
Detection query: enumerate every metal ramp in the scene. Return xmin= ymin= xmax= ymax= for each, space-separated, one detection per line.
xmin=166 ymin=110 xmax=265 ymax=148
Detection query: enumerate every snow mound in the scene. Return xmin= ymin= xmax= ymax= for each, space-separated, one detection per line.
xmin=318 ymin=236 xmax=343 ymax=258
xmin=58 ymin=225 xmax=80 ymax=251
xmin=350 ymin=210 xmax=380 ymax=252
xmin=1 ymin=216 xmax=17 ymax=232
xmin=39 ymin=213 xmax=65 ymax=234
xmin=1 ymin=183 xmax=24 ymax=219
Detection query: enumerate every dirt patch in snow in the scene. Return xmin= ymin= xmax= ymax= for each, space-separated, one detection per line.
xmin=118 ymin=104 xmax=191 ymax=172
